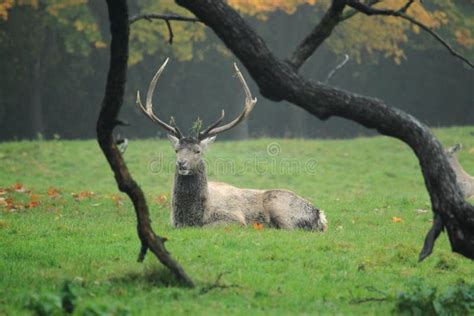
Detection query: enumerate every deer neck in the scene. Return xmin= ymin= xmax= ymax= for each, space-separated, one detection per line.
xmin=172 ymin=162 xmax=208 ymax=227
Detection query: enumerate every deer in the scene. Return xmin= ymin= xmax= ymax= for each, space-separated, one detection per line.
xmin=136 ymin=58 xmax=327 ymax=231
xmin=445 ymin=144 xmax=474 ymax=199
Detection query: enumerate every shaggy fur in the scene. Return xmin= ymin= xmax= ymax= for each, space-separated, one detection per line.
xmin=446 ymin=144 xmax=474 ymax=199
xmin=170 ymin=137 xmax=327 ymax=231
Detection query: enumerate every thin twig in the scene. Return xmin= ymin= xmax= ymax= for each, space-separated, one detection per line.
xmin=165 ymin=20 xmax=174 ymax=44
xmin=325 ymin=54 xmax=350 ymax=83
xmin=129 ymin=13 xmax=200 ymax=24
xmin=129 ymin=13 xmax=201 ymax=45
xmin=349 ymin=286 xmax=390 ymax=304
xmin=199 ymin=272 xmax=240 ymax=294
xmin=350 ymin=297 xmax=388 ymax=304
xmin=345 ymin=0 xmax=473 ymax=68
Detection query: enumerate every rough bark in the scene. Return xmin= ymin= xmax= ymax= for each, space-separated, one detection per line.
xmin=97 ymin=0 xmax=194 ymax=286
xmin=289 ymin=0 xmax=346 ymax=69
xmin=176 ymin=0 xmax=474 ymax=260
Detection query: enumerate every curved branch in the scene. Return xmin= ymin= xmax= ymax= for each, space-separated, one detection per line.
xmin=129 ymin=13 xmax=200 ymax=25
xmin=129 ymin=13 xmax=200 ymax=45
xmin=176 ymin=0 xmax=474 ymax=260
xmin=340 ymin=0 xmax=381 ymax=21
xmin=325 ymin=54 xmax=349 ymax=83
xmin=289 ymin=0 xmax=346 ymax=69
xmin=98 ymin=0 xmax=194 ymax=287
xmin=345 ymin=0 xmax=474 ymax=68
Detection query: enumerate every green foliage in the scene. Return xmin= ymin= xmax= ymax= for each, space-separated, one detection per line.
xmin=26 ymin=293 xmax=63 ymax=316
xmin=1 ymin=127 xmax=473 ymax=315
xmin=191 ymin=117 xmax=203 ymax=137
xmin=394 ymin=278 xmax=474 ymax=315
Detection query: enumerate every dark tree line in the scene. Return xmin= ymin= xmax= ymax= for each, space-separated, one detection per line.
xmin=1 ymin=1 xmax=472 ymax=141
xmin=98 ymin=0 xmax=473 ymax=284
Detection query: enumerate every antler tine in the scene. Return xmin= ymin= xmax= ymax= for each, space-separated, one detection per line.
xmin=170 ymin=116 xmax=184 ymax=138
xmin=136 ymin=58 xmax=183 ymax=138
xmin=199 ymin=63 xmax=257 ymax=139
xmin=199 ymin=110 xmax=225 ymax=139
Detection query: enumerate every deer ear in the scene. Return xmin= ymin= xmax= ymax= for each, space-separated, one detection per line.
xmin=167 ymin=134 xmax=180 ymax=149
xmin=200 ymin=136 xmax=216 ymax=151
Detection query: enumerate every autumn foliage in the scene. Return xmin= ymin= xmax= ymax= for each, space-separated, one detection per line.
xmin=1 ymin=0 xmax=471 ymax=64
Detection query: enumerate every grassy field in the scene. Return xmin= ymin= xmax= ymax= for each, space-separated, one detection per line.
xmin=0 ymin=127 xmax=473 ymax=315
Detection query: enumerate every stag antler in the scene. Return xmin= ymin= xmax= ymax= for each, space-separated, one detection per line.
xmin=198 ymin=63 xmax=257 ymax=140
xmin=136 ymin=58 xmax=183 ymax=138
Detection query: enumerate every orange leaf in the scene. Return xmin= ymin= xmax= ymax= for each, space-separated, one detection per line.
xmin=73 ymin=191 xmax=94 ymax=201
xmin=391 ymin=216 xmax=403 ymax=223
xmin=26 ymin=200 xmax=40 ymax=209
xmin=4 ymin=197 xmax=21 ymax=211
xmin=0 ymin=188 xmax=7 ymax=195
xmin=30 ymin=193 xmax=42 ymax=200
xmin=253 ymin=223 xmax=264 ymax=230
xmin=47 ymin=187 xmax=61 ymax=198
xmin=13 ymin=183 xmax=27 ymax=193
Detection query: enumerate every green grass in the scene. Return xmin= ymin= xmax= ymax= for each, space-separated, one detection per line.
xmin=0 ymin=126 xmax=473 ymax=315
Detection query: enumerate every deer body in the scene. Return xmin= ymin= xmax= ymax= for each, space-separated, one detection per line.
xmin=171 ymin=161 xmax=327 ymax=230
xmin=446 ymin=144 xmax=474 ymax=199
xmin=137 ymin=58 xmax=327 ymax=232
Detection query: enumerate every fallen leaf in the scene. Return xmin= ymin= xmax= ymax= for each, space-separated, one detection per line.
xmin=0 ymin=189 xmax=7 ymax=195
xmin=26 ymin=200 xmax=40 ymax=209
xmin=253 ymin=223 xmax=264 ymax=230
xmin=159 ymin=194 xmax=167 ymax=203
xmin=391 ymin=216 xmax=403 ymax=223
xmin=111 ymin=194 xmax=124 ymax=208
xmin=13 ymin=183 xmax=27 ymax=193
xmin=1 ymin=197 xmax=19 ymax=211
xmin=154 ymin=194 xmax=168 ymax=206
xmin=30 ymin=193 xmax=42 ymax=200
xmin=72 ymin=191 xmax=94 ymax=201
xmin=47 ymin=187 xmax=61 ymax=199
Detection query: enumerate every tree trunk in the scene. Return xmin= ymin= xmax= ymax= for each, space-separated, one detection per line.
xmin=97 ymin=0 xmax=194 ymax=286
xmin=31 ymin=53 xmax=44 ymax=137
xmin=176 ymin=0 xmax=474 ymax=260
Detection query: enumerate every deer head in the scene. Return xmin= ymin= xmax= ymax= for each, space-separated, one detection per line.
xmin=136 ymin=58 xmax=257 ymax=176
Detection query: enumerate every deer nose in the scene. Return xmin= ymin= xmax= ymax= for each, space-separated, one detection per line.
xmin=177 ymin=160 xmax=187 ymax=168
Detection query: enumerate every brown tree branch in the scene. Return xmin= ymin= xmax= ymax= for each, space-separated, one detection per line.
xmin=165 ymin=19 xmax=174 ymax=44
xmin=289 ymin=0 xmax=346 ymax=69
xmin=340 ymin=0 xmax=382 ymax=21
xmin=129 ymin=13 xmax=200 ymax=24
xmin=129 ymin=13 xmax=201 ymax=44
xmin=97 ymin=0 xmax=194 ymax=287
xmin=176 ymin=0 xmax=474 ymax=260
xmin=345 ymin=0 xmax=474 ymax=68
xmin=289 ymin=0 xmax=383 ymax=69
